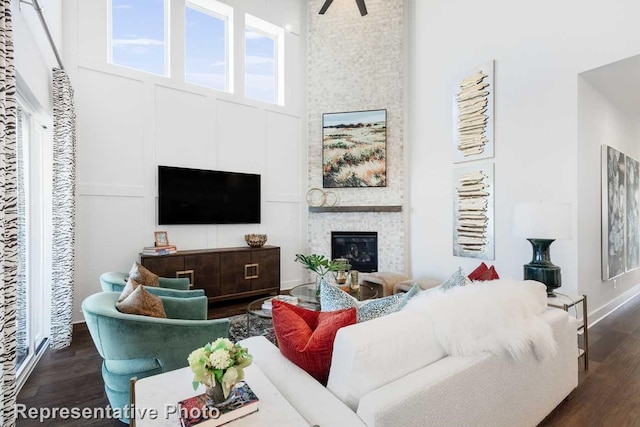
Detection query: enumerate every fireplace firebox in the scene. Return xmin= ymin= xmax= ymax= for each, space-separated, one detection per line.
xmin=331 ymin=232 xmax=378 ymax=272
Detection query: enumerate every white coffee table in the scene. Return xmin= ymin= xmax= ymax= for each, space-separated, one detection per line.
xmin=134 ymin=364 xmax=307 ymax=426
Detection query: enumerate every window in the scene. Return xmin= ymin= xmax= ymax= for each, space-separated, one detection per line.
xmin=185 ymin=0 xmax=233 ymax=92
xmin=15 ymin=95 xmax=53 ymax=391
xmin=109 ymin=0 xmax=168 ymax=76
xmin=245 ymin=14 xmax=285 ymax=105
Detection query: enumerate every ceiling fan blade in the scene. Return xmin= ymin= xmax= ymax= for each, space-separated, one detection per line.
xmin=319 ymin=0 xmax=334 ymax=14
xmin=355 ymin=0 xmax=368 ymax=16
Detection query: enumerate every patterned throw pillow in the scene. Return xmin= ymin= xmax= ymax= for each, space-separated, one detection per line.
xmin=116 ymin=285 xmax=166 ymax=318
xmin=271 ymin=300 xmax=356 ymax=385
xmin=320 ymin=281 xmax=419 ymax=322
xmin=440 ymin=267 xmax=472 ymax=290
xmin=118 ymin=277 xmax=142 ymax=302
xmin=129 ymin=262 xmax=160 ymax=287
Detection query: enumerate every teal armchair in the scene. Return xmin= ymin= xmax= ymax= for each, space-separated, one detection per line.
xmin=82 ymin=292 xmax=229 ymax=424
xmin=100 ymin=271 xmax=205 ymax=298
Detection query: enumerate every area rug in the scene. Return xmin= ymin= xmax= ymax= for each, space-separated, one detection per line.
xmin=227 ymin=314 xmax=277 ymax=346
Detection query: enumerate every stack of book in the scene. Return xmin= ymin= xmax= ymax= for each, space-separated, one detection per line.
xmin=179 ymin=382 xmax=259 ymax=427
xmin=261 ymin=295 xmax=299 ymax=310
xmin=142 ymin=245 xmax=177 ymax=256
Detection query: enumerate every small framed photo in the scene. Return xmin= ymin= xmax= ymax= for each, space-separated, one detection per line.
xmin=154 ymin=231 xmax=169 ymax=247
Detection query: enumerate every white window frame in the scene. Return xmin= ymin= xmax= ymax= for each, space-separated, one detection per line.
xmin=106 ymin=0 xmax=171 ymax=77
xmin=245 ymin=13 xmax=285 ymax=106
xmin=185 ymin=0 xmax=234 ymax=93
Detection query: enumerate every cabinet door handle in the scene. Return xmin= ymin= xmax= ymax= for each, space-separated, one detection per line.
xmin=176 ymin=270 xmax=195 ymax=287
xmin=245 ymin=263 xmax=259 ymax=280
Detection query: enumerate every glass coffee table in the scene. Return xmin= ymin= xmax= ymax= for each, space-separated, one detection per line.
xmin=246 ymin=296 xmax=276 ymax=336
xmin=289 ymin=282 xmax=378 ymax=309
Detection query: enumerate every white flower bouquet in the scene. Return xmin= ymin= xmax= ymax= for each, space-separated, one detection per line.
xmin=188 ymin=338 xmax=253 ymax=399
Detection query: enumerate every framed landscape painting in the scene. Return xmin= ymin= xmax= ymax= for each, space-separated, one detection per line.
xmin=322 ymin=109 xmax=387 ymax=188
xmin=602 ymin=145 xmax=626 ymax=280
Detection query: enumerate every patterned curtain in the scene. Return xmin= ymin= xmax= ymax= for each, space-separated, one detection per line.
xmin=0 ymin=0 xmax=18 ymax=425
xmin=50 ymin=69 xmax=76 ymax=349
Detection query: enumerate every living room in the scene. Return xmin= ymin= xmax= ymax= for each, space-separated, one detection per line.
xmin=6 ymin=0 xmax=640 ymax=425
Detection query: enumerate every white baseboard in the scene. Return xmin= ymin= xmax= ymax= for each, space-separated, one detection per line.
xmin=588 ymin=283 xmax=640 ymax=327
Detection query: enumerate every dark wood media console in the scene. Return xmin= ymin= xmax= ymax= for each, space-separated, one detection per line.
xmin=140 ymin=245 xmax=280 ymax=302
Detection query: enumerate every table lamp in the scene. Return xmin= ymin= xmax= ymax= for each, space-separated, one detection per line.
xmin=512 ymin=202 xmax=572 ymax=296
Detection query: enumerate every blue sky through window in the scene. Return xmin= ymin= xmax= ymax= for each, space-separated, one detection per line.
xmin=185 ymin=7 xmax=226 ymax=91
xmin=111 ymin=0 xmax=165 ymax=75
xmin=245 ymin=29 xmax=276 ymax=103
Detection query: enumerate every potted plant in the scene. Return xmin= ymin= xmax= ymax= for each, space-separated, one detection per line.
xmin=295 ymin=253 xmax=347 ymax=294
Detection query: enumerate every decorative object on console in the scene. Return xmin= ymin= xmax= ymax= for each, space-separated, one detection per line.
xmin=601 ymin=145 xmax=626 ymax=280
xmin=271 ymin=299 xmax=356 ymax=385
xmin=319 ymin=281 xmax=419 ymax=322
xmin=244 ymin=233 xmax=267 ymax=248
xmin=453 ymin=60 xmax=494 ymax=163
xmin=154 ymin=230 xmax=169 ymax=246
xmin=513 ymin=202 xmax=571 ymax=296
xmin=322 ymin=109 xmax=387 ymax=188
xmin=187 ymin=338 xmax=253 ymax=406
xmin=306 ymin=187 xmax=337 ymax=207
xmin=468 ymin=262 xmax=500 ymax=281
xmin=142 ymin=244 xmax=177 ymax=256
xmin=453 ymin=163 xmax=494 ymax=259
xmin=129 ymin=262 xmax=160 ymax=287
xmin=626 ymin=154 xmax=640 ymax=272
xmin=319 ymin=0 xmax=368 ymax=16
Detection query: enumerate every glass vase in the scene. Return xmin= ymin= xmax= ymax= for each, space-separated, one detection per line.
xmin=205 ymin=382 xmax=237 ymax=408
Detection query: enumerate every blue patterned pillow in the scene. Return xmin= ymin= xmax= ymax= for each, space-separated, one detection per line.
xmin=320 ymin=281 xmax=420 ymax=322
xmin=440 ymin=267 xmax=471 ymax=291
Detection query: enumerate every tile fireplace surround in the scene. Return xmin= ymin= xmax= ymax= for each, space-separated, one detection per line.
xmin=308 ymin=211 xmax=404 ymax=273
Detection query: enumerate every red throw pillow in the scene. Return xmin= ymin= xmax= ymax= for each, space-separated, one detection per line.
xmin=468 ymin=263 xmax=500 ymax=281
xmin=468 ymin=262 xmax=490 ymax=280
xmin=271 ymin=300 xmax=356 ymax=385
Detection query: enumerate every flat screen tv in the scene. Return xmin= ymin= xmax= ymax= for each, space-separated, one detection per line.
xmin=158 ymin=166 xmax=261 ymax=225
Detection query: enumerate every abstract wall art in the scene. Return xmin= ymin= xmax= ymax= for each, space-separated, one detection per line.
xmin=626 ymin=155 xmax=639 ymax=272
xmin=453 ymin=163 xmax=494 ymax=260
xmin=453 ymin=61 xmax=494 ymax=163
xmin=602 ymin=145 xmax=626 ymax=280
xmin=322 ymin=109 xmax=387 ymax=188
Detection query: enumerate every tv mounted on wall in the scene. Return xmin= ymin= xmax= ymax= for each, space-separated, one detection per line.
xmin=158 ymin=166 xmax=261 ymax=225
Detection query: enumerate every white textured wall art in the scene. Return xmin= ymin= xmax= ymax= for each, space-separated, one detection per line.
xmin=601 ymin=145 xmax=625 ymax=280
xmin=453 ymin=61 xmax=494 ymax=163
xmin=453 ymin=163 xmax=494 ymax=259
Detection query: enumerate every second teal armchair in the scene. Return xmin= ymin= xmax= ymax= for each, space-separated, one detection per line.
xmin=100 ymin=271 xmax=205 ymax=298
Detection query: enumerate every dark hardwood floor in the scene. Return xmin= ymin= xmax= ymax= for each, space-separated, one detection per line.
xmin=16 ymin=293 xmax=640 ymax=426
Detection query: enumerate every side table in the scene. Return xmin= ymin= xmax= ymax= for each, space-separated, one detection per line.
xmin=548 ymin=293 xmax=588 ymax=370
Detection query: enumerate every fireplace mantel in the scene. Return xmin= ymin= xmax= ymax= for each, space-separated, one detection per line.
xmin=308 ymin=205 xmax=402 ymax=213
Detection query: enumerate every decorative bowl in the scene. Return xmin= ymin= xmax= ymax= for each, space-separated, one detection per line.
xmin=245 ymin=234 xmax=267 ymax=248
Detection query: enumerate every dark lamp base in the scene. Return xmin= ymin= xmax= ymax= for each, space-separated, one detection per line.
xmin=524 ymin=238 xmax=562 ymax=296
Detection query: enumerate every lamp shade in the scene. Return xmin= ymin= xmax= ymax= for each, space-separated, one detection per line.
xmin=512 ymin=202 xmax=572 ymax=240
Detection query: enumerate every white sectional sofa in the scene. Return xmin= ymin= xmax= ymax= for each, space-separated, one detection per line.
xmin=240 ymin=303 xmax=578 ymax=427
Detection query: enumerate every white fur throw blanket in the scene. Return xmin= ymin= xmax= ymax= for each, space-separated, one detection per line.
xmin=403 ymin=279 xmax=557 ymax=360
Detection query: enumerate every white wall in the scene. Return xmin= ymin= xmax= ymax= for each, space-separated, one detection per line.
xmin=408 ymin=0 xmax=640 ymax=316
xmin=64 ymin=0 xmax=307 ymax=322
xmin=577 ymin=77 xmax=640 ymax=319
